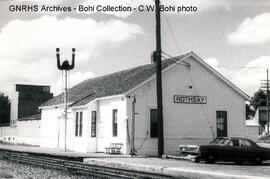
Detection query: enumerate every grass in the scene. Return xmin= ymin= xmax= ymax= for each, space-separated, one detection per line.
xmin=0 ymin=172 xmax=14 ymax=178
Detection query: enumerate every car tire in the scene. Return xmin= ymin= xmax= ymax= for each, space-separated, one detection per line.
xmin=205 ymin=154 xmax=215 ymax=164
xmin=252 ymin=156 xmax=262 ymax=165
xmin=235 ymin=160 xmax=242 ymax=165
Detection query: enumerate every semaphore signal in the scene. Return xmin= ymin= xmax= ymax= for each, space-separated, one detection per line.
xmin=56 ymin=48 xmax=76 ymax=152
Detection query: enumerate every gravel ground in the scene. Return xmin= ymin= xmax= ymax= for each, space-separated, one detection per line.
xmin=90 ymin=157 xmax=270 ymax=178
xmin=1 ymin=143 xmax=270 ymax=178
xmin=0 ymin=159 xmax=94 ymax=179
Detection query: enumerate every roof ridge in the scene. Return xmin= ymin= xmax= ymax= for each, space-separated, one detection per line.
xmin=40 ymin=52 xmax=190 ymax=107
xmin=82 ymin=52 xmax=191 ymax=82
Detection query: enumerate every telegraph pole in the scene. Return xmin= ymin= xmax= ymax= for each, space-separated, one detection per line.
xmin=155 ymin=0 xmax=164 ymax=157
xmin=267 ymin=69 xmax=270 ymax=135
xmin=261 ymin=69 xmax=270 ymax=135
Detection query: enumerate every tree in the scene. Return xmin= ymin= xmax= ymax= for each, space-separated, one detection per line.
xmin=251 ymin=89 xmax=267 ymax=111
xmin=246 ymin=89 xmax=268 ymax=118
xmin=0 ymin=93 xmax=10 ymax=125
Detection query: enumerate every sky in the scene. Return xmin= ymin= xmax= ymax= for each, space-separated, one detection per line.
xmin=0 ymin=0 xmax=270 ymax=98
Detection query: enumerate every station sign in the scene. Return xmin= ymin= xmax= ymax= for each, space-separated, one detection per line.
xmin=174 ymin=95 xmax=207 ymax=104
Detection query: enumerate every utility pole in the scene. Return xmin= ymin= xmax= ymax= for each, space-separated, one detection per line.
xmin=56 ymin=48 xmax=75 ymax=152
xmin=130 ymin=95 xmax=136 ymax=155
xmin=155 ymin=0 xmax=164 ymax=157
xmin=266 ymin=69 xmax=269 ymax=135
xmin=261 ymin=69 xmax=270 ymax=135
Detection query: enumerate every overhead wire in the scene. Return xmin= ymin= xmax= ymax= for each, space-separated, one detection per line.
xmin=184 ymin=65 xmax=215 ymax=138
xmin=163 ymin=13 xmax=181 ymax=53
xmin=161 ymin=51 xmax=190 ymax=66
xmin=161 ymin=12 xmax=215 ymax=138
xmin=163 ymin=51 xmax=216 ymax=138
xmin=214 ymin=66 xmax=270 ymax=69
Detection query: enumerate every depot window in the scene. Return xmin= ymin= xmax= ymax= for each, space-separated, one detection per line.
xmin=150 ymin=109 xmax=158 ymax=138
xmin=75 ymin=112 xmax=83 ymax=137
xmin=112 ymin=109 xmax=118 ymax=137
xmin=91 ymin=111 xmax=97 ymax=137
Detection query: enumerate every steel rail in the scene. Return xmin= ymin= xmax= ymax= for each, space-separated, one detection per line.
xmin=0 ymin=150 xmax=174 ymax=179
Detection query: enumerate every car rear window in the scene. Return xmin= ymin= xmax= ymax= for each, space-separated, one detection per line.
xmin=240 ymin=139 xmax=257 ymax=147
xmin=228 ymin=139 xmax=240 ymax=147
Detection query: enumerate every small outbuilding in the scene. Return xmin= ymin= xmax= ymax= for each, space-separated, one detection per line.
xmin=253 ymin=106 xmax=270 ymax=136
xmin=0 ymin=84 xmax=53 ymax=146
xmin=39 ymin=52 xmax=250 ymax=155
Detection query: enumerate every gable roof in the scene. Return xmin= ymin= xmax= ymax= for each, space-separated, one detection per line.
xmin=188 ymin=52 xmax=250 ymax=101
xmin=41 ymin=51 xmax=250 ymax=108
xmin=41 ymin=53 xmax=190 ymax=107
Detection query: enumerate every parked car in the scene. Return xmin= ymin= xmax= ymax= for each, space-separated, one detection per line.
xmin=195 ymin=137 xmax=270 ymax=165
xmin=178 ymin=137 xmax=226 ymax=155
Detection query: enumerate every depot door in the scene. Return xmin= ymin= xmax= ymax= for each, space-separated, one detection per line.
xmin=216 ymin=111 xmax=227 ymax=137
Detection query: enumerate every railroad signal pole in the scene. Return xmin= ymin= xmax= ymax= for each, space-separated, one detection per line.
xmin=56 ymin=48 xmax=76 ymax=152
xmin=155 ymin=0 xmax=164 ymax=157
xmin=261 ymin=69 xmax=270 ymax=135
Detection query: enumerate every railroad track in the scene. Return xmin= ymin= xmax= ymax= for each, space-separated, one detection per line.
xmin=0 ymin=150 xmax=173 ymax=179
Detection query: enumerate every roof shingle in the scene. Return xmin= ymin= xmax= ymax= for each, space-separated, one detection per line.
xmin=41 ymin=53 xmax=190 ymax=107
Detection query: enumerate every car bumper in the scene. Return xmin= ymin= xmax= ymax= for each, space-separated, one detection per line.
xmin=179 ymin=145 xmax=199 ymax=155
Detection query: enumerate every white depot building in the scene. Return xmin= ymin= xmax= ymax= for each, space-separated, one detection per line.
xmin=39 ymin=52 xmax=252 ymax=155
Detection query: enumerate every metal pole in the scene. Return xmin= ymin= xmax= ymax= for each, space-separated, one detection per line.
xmin=56 ymin=48 xmax=75 ymax=152
xmin=64 ymin=70 xmax=68 ymax=152
xmin=131 ymin=95 xmax=136 ymax=155
xmin=57 ymin=117 xmax=60 ymax=148
xmin=267 ymin=69 xmax=269 ymax=135
xmin=155 ymin=0 xmax=164 ymax=157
